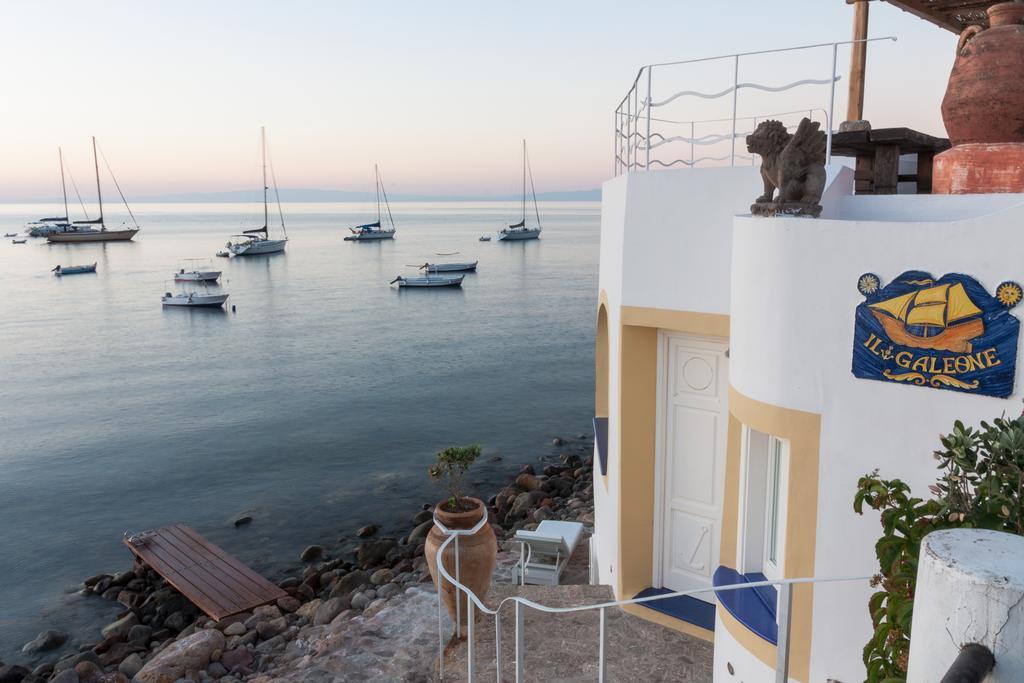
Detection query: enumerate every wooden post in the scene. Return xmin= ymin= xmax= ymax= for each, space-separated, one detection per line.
xmin=874 ymin=145 xmax=900 ymax=194
xmin=847 ymin=0 xmax=870 ymax=122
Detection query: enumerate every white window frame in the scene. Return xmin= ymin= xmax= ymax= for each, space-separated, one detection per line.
xmin=736 ymin=427 xmax=789 ymax=582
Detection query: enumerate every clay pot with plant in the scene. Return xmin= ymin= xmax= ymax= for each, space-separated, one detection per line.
xmin=423 ymin=444 xmax=497 ymax=634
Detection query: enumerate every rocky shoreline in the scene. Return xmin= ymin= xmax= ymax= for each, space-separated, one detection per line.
xmin=1 ymin=435 xmax=595 ymax=683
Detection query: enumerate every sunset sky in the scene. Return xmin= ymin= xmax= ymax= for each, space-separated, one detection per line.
xmin=2 ymin=1 xmax=955 ymax=200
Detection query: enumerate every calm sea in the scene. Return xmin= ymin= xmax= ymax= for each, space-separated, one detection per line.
xmin=0 ymin=201 xmax=598 ymax=661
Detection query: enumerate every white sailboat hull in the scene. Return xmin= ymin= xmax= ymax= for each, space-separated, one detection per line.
xmin=498 ymin=227 xmax=541 ymax=241
xmin=229 ymin=238 xmax=286 ymax=255
xmin=161 ymin=293 xmax=229 ymax=308
xmin=48 ymin=229 xmax=139 ymax=243
xmin=344 ymin=231 xmax=395 ymax=241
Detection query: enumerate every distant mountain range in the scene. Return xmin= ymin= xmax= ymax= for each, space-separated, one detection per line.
xmin=126 ymin=188 xmax=602 ymax=203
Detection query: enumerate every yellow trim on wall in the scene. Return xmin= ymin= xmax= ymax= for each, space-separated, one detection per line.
xmin=622 ymin=306 xmax=729 ymax=338
xmin=725 ymin=387 xmax=822 ymax=683
xmin=718 ymin=604 xmax=777 ymax=664
xmin=613 ymin=305 xmax=730 ymax=644
xmin=719 ymin=414 xmax=744 ymax=568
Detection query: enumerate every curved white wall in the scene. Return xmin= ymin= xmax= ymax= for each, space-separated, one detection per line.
xmin=729 ymin=191 xmax=1024 ymax=682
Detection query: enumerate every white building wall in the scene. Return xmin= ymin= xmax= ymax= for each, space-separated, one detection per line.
xmin=594 ymin=167 xmax=760 ymax=593
xmin=729 ymin=188 xmax=1024 ymax=683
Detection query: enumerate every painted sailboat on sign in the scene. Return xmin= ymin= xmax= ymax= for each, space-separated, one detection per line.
xmin=868 ymin=281 xmax=984 ymax=353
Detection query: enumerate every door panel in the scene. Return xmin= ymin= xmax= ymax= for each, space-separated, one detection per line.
xmin=660 ymin=334 xmax=728 ymax=601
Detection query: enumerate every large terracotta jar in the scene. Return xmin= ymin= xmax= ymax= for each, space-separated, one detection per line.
xmin=934 ymin=2 xmax=1024 ymax=193
xmin=424 ymin=496 xmax=497 ymax=633
xmin=942 ymin=2 xmax=1024 ymax=145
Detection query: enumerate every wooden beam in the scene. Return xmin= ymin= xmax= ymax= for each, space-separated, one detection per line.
xmin=847 ymin=0 xmax=870 ymax=122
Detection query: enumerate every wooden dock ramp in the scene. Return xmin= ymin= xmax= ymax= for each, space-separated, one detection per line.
xmin=123 ymin=523 xmax=287 ymax=621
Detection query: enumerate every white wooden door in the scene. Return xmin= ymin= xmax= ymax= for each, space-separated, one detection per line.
xmin=658 ymin=333 xmax=728 ymax=602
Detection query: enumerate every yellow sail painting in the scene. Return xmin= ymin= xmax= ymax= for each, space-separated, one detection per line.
xmin=869 ymin=282 xmax=984 ymax=353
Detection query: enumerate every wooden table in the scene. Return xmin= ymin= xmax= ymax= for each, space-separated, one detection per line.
xmin=830 ymin=127 xmax=951 ymax=195
xmin=123 ymin=524 xmax=287 ymax=620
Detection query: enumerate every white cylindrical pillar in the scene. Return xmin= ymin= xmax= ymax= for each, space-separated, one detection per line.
xmin=907 ymin=528 xmax=1024 ymax=682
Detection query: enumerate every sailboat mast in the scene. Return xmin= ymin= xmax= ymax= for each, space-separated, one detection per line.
xmin=375 ymin=164 xmax=381 ymax=222
xmin=92 ymin=137 xmax=104 ymax=228
xmin=521 ymin=139 xmax=526 ymax=224
xmin=58 ymin=147 xmax=69 ymax=222
xmin=261 ymin=127 xmax=268 ymax=232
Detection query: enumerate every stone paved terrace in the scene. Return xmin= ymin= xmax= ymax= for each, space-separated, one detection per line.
xmin=442 ymin=584 xmax=714 ymax=682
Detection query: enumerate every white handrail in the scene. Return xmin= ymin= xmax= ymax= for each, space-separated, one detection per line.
xmin=613 ymin=36 xmax=897 ymax=174
xmin=432 ymin=512 xmax=870 ymax=681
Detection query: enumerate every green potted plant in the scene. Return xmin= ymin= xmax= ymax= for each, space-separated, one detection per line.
xmin=423 ymin=444 xmax=497 ymax=635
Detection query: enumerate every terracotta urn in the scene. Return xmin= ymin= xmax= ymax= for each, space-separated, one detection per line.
xmin=934 ymin=2 xmax=1024 ymax=193
xmin=424 ymin=496 xmax=497 ymax=632
xmin=942 ymin=2 xmax=1024 ymax=145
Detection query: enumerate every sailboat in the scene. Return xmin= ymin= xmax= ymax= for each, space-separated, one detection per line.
xmin=498 ymin=140 xmax=542 ymax=241
xmin=869 ymin=281 xmax=985 ymax=353
xmin=29 ymin=148 xmax=76 ymax=237
xmin=226 ymin=128 xmax=288 ymax=256
xmin=345 ymin=165 xmax=397 ymax=241
xmin=47 ymin=138 xmax=140 ymax=243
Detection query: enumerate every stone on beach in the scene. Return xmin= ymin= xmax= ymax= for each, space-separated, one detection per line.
xmin=20 ymin=629 xmax=68 ymax=655
xmin=299 ymin=545 xmax=324 ymax=563
xmin=313 ymin=597 xmax=350 ymax=625
xmin=0 ymin=665 xmax=29 ymax=683
xmin=133 ymin=628 xmax=225 ymax=683
xmin=356 ymin=524 xmax=378 ymax=538
xmin=356 ymin=539 xmax=396 ymax=568
xmin=100 ymin=614 xmax=138 ymax=640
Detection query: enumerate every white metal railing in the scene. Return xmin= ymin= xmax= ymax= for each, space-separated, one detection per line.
xmin=433 ymin=512 xmax=870 ymax=682
xmin=613 ymin=37 xmax=897 ymax=176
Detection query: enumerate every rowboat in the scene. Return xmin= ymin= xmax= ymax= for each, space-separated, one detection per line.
xmin=3 ymin=233 xmax=16 ymax=238
xmin=12 ymin=239 xmax=27 ymax=244
xmin=161 ymin=291 xmax=230 ymax=308
xmin=420 ymin=261 xmax=478 ymax=273
xmin=53 ymin=263 xmax=97 ymax=276
xmin=479 ymin=236 xmax=492 ymax=242
xmin=389 ymin=274 xmax=464 ymax=288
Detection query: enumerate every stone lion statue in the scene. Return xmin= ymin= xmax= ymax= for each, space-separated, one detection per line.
xmin=745 ymin=117 xmax=827 ymax=217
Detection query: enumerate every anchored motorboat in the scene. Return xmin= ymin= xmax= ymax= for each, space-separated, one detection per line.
xmin=52 ymin=263 xmax=97 ymax=276
xmin=389 ymin=274 xmax=464 ymax=288
xmin=161 ymin=291 xmax=230 ymax=308
xmin=226 ymin=128 xmax=288 ymax=256
xmin=11 ymin=239 xmax=27 ymax=244
xmin=174 ymin=259 xmax=221 ymax=282
xmin=479 ymin=236 xmax=492 ymax=241
xmin=345 ymin=165 xmax=397 ymax=241
xmin=497 ymin=140 xmax=543 ymax=241
xmin=419 ymin=260 xmax=478 ymax=273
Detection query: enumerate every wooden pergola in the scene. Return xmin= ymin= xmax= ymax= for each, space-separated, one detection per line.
xmin=844 ymin=0 xmax=1002 ymax=120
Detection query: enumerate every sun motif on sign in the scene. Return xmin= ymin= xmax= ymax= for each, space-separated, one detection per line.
xmin=857 ymin=273 xmax=881 ymax=296
xmin=996 ymin=281 xmax=1023 ymax=308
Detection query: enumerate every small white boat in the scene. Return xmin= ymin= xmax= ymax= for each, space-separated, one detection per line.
xmin=174 ymin=259 xmax=221 ymax=282
xmin=215 ymin=250 xmax=230 ymax=258
xmin=345 ymin=165 xmax=397 ymax=241
xmin=161 ymin=291 xmax=229 ymax=308
xmin=53 ymin=263 xmax=97 ymax=276
xmin=11 ymin=239 xmax=26 ymax=244
xmin=390 ymin=274 xmax=464 ymax=288
xmin=420 ymin=260 xmax=478 ymax=273
xmin=479 ymin=236 xmax=491 ymax=242
xmin=3 ymin=233 xmax=16 ymax=238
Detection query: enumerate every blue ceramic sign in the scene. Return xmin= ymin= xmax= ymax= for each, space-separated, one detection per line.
xmin=852 ymin=271 xmax=1021 ymax=397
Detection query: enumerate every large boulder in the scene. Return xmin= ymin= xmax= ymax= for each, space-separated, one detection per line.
xmin=133 ymin=628 xmax=225 ymax=683
xmin=312 ymin=597 xmax=350 ymax=626
xmin=407 ymin=520 xmax=432 ymax=546
xmin=21 ymin=629 xmax=68 ymax=655
xmin=0 ymin=665 xmax=29 ymax=683
xmin=329 ymin=570 xmax=370 ymax=599
xmin=356 ymin=540 xmax=396 ymax=568
xmin=100 ymin=614 xmax=138 ymax=640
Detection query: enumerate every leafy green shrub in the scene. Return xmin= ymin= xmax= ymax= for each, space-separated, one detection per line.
xmin=854 ymin=414 xmax=1024 ymax=682
xmin=428 ymin=444 xmax=482 ymax=512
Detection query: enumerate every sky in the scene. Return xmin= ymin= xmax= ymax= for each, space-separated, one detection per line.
xmin=0 ymin=1 xmax=956 ymax=200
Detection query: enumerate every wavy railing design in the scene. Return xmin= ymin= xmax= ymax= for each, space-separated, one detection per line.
xmin=432 ymin=512 xmax=870 ymax=682
xmin=649 ymin=76 xmax=839 ymax=108
xmin=613 ymin=36 xmax=897 ymax=174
